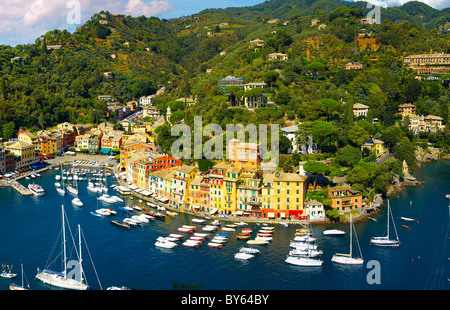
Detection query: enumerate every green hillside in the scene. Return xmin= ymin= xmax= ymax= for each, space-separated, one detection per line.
xmin=0 ymin=0 xmax=448 ymax=141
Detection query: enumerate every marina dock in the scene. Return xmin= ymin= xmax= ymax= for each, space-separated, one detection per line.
xmin=1 ymin=180 xmax=33 ymax=195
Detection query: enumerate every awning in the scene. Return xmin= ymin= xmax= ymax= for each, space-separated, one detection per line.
xmin=210 ymin=208 xmax=218 ymax=214
xmin=268 ymin=212 xmax=275 ymax=218
xmin=280 ymin=212 xmax=286 ymax=218
xmin=141 ymin=190 xmax=151 ymax=196
xmin=192 ymin=205 xmax=201 ymax=209
xmin=30 ymin=162 xmax=45 ymax=169
xmin=235 ymin=211 xmax=244 ymax=216
xmin=100 ymin=148 xmax=111 ymax=154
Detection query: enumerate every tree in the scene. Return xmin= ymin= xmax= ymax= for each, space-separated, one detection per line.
xmin=393 ymin=137 xmax=417 ymax=173
xmin=279 ymin=134 xmax=292 ymax=154
xmin=263 ymin=71 xmax=279 ymax=87
xmin=2 ymin=122 xmax=15 ymax=140
xmin=348 ymin=125 xmax=370 ymax=146
xmin=312 ymin=121 xmax=336 ymax=153
xmin=307 ymin=61 xmax=324 ymax=78
xmin=303 ymin=161 xmax=331 ymax=189
xmin=346 ymin=166 xmax=370 ymax=187
xmin=381 ymin=125 xmax=405 ymax=149
xmin=335 ymin=146 xmax=361 ymax=167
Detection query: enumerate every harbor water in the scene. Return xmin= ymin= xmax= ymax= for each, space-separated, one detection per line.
xmin=0 ymin=161 xmax=448 ymax=290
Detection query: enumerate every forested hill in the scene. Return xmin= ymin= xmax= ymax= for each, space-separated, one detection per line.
xmin=0 ymin=0 xmax=449 ymax=141
xmin=200 ymin=0 xmax=449 ymax=30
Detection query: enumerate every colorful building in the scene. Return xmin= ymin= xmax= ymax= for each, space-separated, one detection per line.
xmin=236 ymin=170 xmax=262 ymax=217
xmin=261 ymin=171 xmax=308 ymax=220
xmin=208 ymin=161 xmax=230 ymax=213
xmin=228 ymin=138 xmax=260 ymax=169
xmin=361 ymin=138 xmax=387 ymax=160
xmin=328 ymin=184 xmax=363 ymax=213
xmin=223 ymin=166 xmax=243 ymax=214
xmin=4 ymin=140 xmax=39 ymax=169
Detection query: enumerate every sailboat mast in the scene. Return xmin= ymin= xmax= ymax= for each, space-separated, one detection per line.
xmin=62 ymin=205 xmax=67 ymax=279
xmin=349 ymin=214 xmax=353 ymax=258
xmin=78 ymin=224 xmax=83 ymax=283
xmin=387 ymin=200 xmax=390 ymax=238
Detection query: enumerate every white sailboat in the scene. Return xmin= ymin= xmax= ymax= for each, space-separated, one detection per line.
xmin=66 ymin=162 xmax=79 ymax=196
xmin=331 ymin=214 xmax=364 ymax=265
xmin=36 ymin=205 xmax=89 ymax=290
xmin=56 ymin=165 xmax=65 ymax=196
xmin=10 ymin=263 xmax=30 ymax=290
xmin=286 ymin=219 xmax=323 ymax=266
xmin=370 ymin=200 xmax=400 ymax=247
xmin=71 ymin=166 xmax=83 ymax=207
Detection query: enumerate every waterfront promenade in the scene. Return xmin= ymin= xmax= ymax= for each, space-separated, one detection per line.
xmin=3 ymin=153 xmax=379 ymax=226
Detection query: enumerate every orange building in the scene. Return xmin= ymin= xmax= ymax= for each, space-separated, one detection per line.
xmin=119 ymin=141 xmax=157 ymax=171
xmin=328 ymin=184 xmax=363 ymax=213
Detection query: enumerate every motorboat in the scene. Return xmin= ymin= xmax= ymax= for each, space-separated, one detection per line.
xmin=193 ymin=233 xmax=209 ymax=238
xmin=192 ymin=218 xmax=207 ymax=224
xmin=236 ymin=233 xmax=251 ymax=240
xmin=157 ymin=236 xmax=179 ymax=243
xmin=0 ymin=265 xmax=17 ymax=278
xmin=90 ymin=211 xmax=101 ymax=217
xmin=119 ymin=206 xmax=133 ymax=213
xmin=182 ymin=225 xmax=196 ymax=230
xmin=169 ymin=234 xmax=184 ymax=239
xmin=202 ymin=225 xmax=218 ymax=232
xmin=293 ymin=235 xmax=316 ymax=243
xmin=255 ymin=236 xmax=272 ymax=241
xmin=289 ymin=248 xmax=323 ymax=258
xmin=247 ymin=239 xmax=269 ymax=245
xmin=238 ymin=247 xmax=260 ymax=254
xmin=155 ymin=239 xmax=177 ymax=249
xmin=289 ymin=241 xmax=318 ymax=249
xmin=189 ymin=236 xmax=204 ymax=242
xmin=207 ymin=242 xmax=223 ymax=248
xmin=182 ymin=240 xmax=201 ymax=247
xmin=110 ymin=219 xmax=130 ymax=229
xmin=71 ymin=197 xmax=83 ymax=207
xmin=323 ymin=229 xmax=346 ymax=236
xmin=285 ymin=255 xmax=323 ymax=267
xmin=222 ymin=227 xmax=235 ymax=232
xmin=132 ymin=215 xmax=149 ymax=223
xmin=234 ymin=252 xmax=254 ymax=260
xmin=106 ymin=207 xmax=117 ymax=215
xmin=178 ymin=227 xmax=193 ymax=233
xmin=95 ymin=208 xmax=111 ymax=216
xmin=123 ymin=218 xmax=140 ymax=226
xmin=28 ymin=184 xmax=45 ymax=196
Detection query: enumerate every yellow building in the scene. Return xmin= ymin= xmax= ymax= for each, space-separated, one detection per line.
xmin=361 ymin=138 xmax=387 ymax=160
xmin=4 ymin=141 xmax=39 ymax=169
xmin=408 ymin=114 xmax=445 ymax=134
xmin=262 ymin=171 xmax=308 ymax=220
xmin=228 ymin=138 xmax=260 ymax=169
xmin=173 ymin=165 xmax=198 ymax=210
xmin=236 ymin=170 xmax=262 ymax=217
xmin=223 ymin=166 xmax=243 ymax=214
xmin=208 ymin=162 xmax=231 ymax=212
xmin=403 ymin=53 xmax=450 ymax=75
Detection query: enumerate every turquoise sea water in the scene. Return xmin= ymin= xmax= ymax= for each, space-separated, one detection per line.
xmin=0 ymin=161 xmax=448 ymax=290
